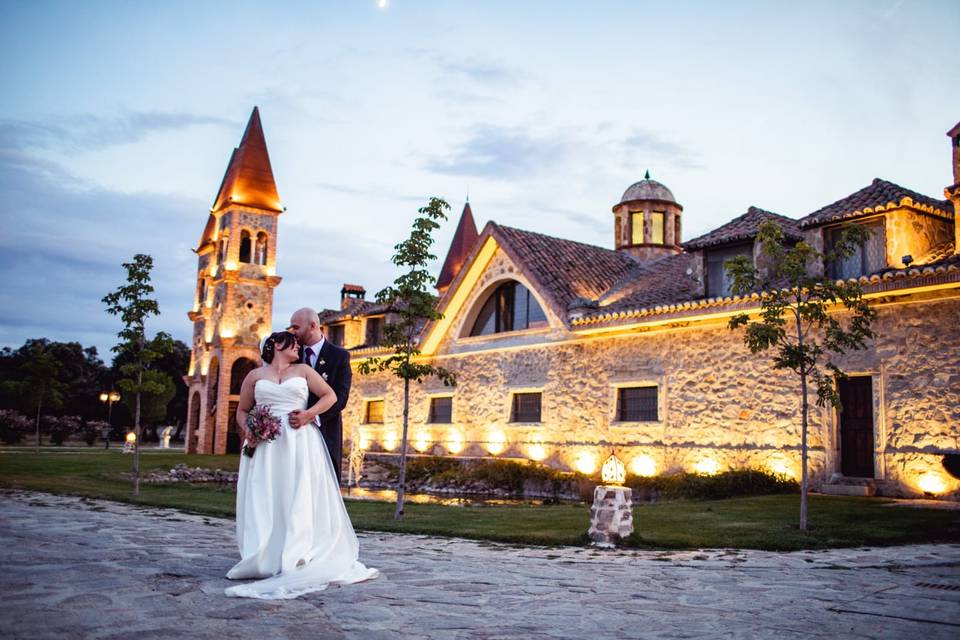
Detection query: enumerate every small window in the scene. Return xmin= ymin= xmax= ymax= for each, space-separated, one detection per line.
xmin=826 ymin=222 xmax=885 ymax=279
xmin=327 ymin=324 xmax=345 ymax=346
xmin=366 ymin=317 xmax=383 ymax=346
xmin=617 ymin=386 xmax=658 ymax=421
xmin=651 ymin=212 xmax=665 ymax=244
xmin=428 ymin=397 xmax=452 ymax=423
xmin=365 ymin=400 xmax=384 ymax=424
xmin=239 ymin=230 xmax=252 ymax=263
xmin=254 ymin=232 xmax=268 ymax=265
xmin=511 ymin=392 xmax=542 ymax=423
xmin=706 ymin=243 xmax=753 ymax=298
xmin=630 ymin=211 xmax=644 ymax=244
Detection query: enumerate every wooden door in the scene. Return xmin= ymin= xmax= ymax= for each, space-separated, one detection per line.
xmin=838 ymin=376 xmax=874 ymax=478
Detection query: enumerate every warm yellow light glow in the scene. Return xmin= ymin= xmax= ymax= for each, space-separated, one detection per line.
xmin=204 ymin=325 xmax=214 ymax=342
xmin=382 ymin=429 xmax=398 ymax=451
xmin=266 ymin=265 xmax=276 ymax=276
xmin=918 ymin=472 xmax=947 ymax=495
xmin=358 ymin=431 xmax=371 ymax=451
xmin=693 ymin=458 xmax=721 ymax=475
xmin=125 ymin=432 xmax=136 ymax=444
xmin=527 ymin=436 xmax=548 ymax=461
xmin=188 ymin=359 xmax=196 ymax=376
xmin=767 ymin=455 xmax=795 ymax=479
xmin=630 ymin=454 xmax=657 ymax=477
xmin=200 ymin=354 xmax=211 ymax=375
xmin=601 ymin=453 xmax=626 ymax=485
xmin=220 ymin=327 xmax=235 ymax=339
xmin=208 ymin=264 xmax=217 ymax=277
xmin=224 ymin=261 xmax=238 ymax=271
xmin=445 ymin=429 xmax=464 ymax=454
xmin=575 ymin=452 xmax=598 ymax=475
xmin=486 ymin=428 xmax=507 ymax=455
xmin=99 ymin=392 xmax=109 ymax=402
xmin=413 ymin=431 xmax=431 ymax=453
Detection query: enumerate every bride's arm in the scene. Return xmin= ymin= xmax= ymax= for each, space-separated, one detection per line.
xmin=288 ymin=365 xmax=337 ymax=429
xmin=235 ymin=372 xmax=258 ymax=446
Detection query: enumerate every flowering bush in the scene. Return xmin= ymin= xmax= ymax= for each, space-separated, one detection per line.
xmin=84 ymin=420 xmax=109 ymax=446
xmin=42 ymin=415 xmax=81 ymax=446
xmin=0 ymin=410 xmax=32 ymax=445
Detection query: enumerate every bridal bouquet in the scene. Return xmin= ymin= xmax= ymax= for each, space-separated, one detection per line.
xmin=243 ymin=404 xmax=282 ymax=457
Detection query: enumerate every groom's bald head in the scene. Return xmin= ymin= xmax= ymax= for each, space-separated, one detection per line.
xmin=289 ymin=308 xmax=323 ymax=344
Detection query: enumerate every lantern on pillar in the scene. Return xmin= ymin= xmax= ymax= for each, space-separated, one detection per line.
xmin=601 ymin=452 xmax=626 ymax=486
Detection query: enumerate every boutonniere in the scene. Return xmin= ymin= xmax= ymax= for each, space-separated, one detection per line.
xmin=317 ymin=359 xmax=326 ymax=367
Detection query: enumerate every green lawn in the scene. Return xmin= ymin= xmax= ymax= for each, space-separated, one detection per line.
xmin=2 ymin=449 xmax=958 ymax=550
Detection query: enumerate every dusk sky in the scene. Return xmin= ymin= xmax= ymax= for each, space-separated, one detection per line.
xmin=1 ymin=0 xmax=957 ymax=359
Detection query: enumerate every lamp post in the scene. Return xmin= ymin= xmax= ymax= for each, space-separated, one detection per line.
xmin=99 ymin=391 xmax=120 ymax=450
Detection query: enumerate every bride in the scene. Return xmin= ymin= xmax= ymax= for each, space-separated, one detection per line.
xmin=225 ymin=330 xmax=378 ymax=599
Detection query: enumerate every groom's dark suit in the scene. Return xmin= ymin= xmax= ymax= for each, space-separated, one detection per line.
xmin=302 ymin=339 xmax=352 ymax=484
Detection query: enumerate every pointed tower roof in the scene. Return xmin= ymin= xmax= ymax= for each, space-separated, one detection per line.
xmin=436 ymin=201 xmax=480 ymax=292
xmin=211 ymin=107 xmax=282 ymax=213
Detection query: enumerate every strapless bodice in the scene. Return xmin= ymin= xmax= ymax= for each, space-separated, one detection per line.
xmin=254 ymin=377 xmax=308 ymax=416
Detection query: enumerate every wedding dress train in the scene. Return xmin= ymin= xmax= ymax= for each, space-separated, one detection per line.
xmin=225 ymin=377 xmax=378 ymax=599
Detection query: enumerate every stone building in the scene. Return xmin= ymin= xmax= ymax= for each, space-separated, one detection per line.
xmin=183 ymin=107 xmax=283 ymax=455
xmin=324 ymin=123 xmax=960 ymax=499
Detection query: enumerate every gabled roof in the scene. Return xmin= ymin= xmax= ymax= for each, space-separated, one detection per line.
xmin=493 ymin=224 xmax=638 ymax=314
xmin=798 ymin=178 xmax=950 ymax=228
xmin=211 ymin=106 xmax=282 ymax=214
xmin=682 ymin=206 xmax=802 ymax=251
xmin=436 ymin=202 xmax=479 ymax=291
xmin=594 ymin=252 xmax=701 ymax=314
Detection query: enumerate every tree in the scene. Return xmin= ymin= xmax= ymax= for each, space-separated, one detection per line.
xmin=1 ymin=341 xmax=67 ymax=453
xmin=112 ymin=335 xmax=185 ymax=440
xmin=103 ymin=254 xmax=172 ymax=496
xmin=726 ymin=221 xmax=876 ymax=531
xmin=358 ymin=197 xmax=457 ymax=520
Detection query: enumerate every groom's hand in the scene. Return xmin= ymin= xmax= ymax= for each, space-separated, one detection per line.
xmin=288 ymin=409 xmax=314 ymax=429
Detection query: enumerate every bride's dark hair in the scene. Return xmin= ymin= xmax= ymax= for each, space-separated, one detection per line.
xmin=261 ymin=331 xmax=299 ymax=364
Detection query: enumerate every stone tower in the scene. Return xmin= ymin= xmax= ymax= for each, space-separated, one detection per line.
xmin=611 ymin=171 xmax=683 ymax=261
xmin=183 ymin=107 xmax=283 ymax=455
xmin=946 ymin=120 xmax=960 ymax=255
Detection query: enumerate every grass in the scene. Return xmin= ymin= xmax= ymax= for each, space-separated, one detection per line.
xmin=2 ymin=449 xmax=958 ymax=550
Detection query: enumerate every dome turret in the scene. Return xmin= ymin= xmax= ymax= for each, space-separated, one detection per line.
xmin=619 ymin=170 xmax=678 ymax=205
xmin=611 ymin=170 xmax=683 ymax=261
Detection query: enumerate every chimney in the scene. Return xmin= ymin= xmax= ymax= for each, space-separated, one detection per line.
xmin=340 ymin=284 xmax=366 ymax=310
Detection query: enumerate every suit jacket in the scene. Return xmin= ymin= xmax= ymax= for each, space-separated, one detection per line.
xmin=302 ymin=339 xmax=352 ymax=483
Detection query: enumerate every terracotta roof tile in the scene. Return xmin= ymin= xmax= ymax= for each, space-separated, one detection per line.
xmin=493 ymin=224 xmax=638 ymax=312
xmin=682 ymin=206 xmax=802 ymax=250
xmin=594 ymin=253 xmax=701 ymax=314
xmin=798 ymin=178 xmax=950 ymax=228
xmin=211 ymin=107 xmax=282 ymax=213
xmin=437 ymin=202 xmax=480 ymax=291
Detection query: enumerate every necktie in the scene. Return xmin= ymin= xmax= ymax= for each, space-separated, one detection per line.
xmin=304 ymin=347 xmax=314 ymax=367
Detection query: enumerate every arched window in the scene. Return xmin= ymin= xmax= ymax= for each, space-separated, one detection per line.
xmin=469 ymin=281 xmax=547 ymax=336
xmin=230 ymin=357 xmax=257 ymax=395
xmin=254 ymin=232 xmax=268 ymax=265
xmin=239 ymin=230 xmax=252 ymax=263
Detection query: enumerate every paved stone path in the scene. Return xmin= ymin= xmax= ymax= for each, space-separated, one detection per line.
xmin=2 ymin=491 xmax=959 ymax=639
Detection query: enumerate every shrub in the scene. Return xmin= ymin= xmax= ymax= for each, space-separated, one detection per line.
xmin=42 ymin=415 xmax=81 ymax=446
xmin=0 ymin=410 xmax=32 ymax=444
xmin=627 ymin=469 xmax=799 ymax=501
xmin=84 ymin=420 xmax=109 ymax=446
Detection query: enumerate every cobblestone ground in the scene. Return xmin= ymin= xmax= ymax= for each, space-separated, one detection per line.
xmin=1 ymin=491 xmax=959 ymax=640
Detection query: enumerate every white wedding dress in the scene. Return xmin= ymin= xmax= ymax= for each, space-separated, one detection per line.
xmin=225 ymin=377 xmax=378 ymax=599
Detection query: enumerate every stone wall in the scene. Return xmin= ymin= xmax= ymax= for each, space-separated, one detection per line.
xmin=347 ymin=296 xmax=960 ymax=499
xmin=885 ymin=208 xmax=953 ymax=268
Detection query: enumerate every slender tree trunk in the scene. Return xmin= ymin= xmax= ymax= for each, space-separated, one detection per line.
xmin=394 ymin=373 xmax=411 ymax=521
xmin=795 ymin=305 xmax=808 ymax=532
xmin=133 ymin=370 xmax=142 ymax=497
xmin=34 ymin=395 xmax=42 ymax=455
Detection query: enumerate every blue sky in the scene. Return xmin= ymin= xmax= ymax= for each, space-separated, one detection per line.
xmin=1 ymin=0 xmax=957 ymax=358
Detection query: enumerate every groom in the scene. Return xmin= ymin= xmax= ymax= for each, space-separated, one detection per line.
xmin=288 ymin=307 xmax=352 ymax=484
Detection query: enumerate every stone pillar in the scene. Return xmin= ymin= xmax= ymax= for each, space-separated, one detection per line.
xmin=587 ymin=485 xmax=634 ymax=547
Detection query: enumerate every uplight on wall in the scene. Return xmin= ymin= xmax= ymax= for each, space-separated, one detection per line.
xmin=413 ymin=430 xmax=431 ymax=453
xmin=224 ymin=261 xmax=238 ymax=271
xmin=917 ymin=472 xmax=947 ymax=495
xmin=575 ymin=452 xmax=598 ymax=475
xmin=382 ymin=429 xmax=398 ymax=451
xmin=486 ymin=428 xmax=507 ymax=455
xmin=630 ymin=454 xmax=657 ymax=477
xmin=445 ymin=429 xmax=464 ymax=454
xmin=358 ymin=430 xmax=371 ymax=451
xmin=526 ymin=436 xmax=548 ymax=461
xmin=220 ymin=327 xmax=236 ymax=339
xmin=767 ymin=455 xmax=795 ymax=479
xmin=693 ymin=457 xmax=721 ymax=475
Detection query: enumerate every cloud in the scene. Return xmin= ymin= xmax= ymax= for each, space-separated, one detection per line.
xmin=424 ymin=125 xmax=567 ymax=179
xmin=313 ymin=181 xmax=426 ymax=203
xmin=0 ymin=111 xmax=236 ymax=153
xmin=407 ymin=49 xmax=521 ymax=86
xmin=622 ymin=130 xmax=703 ymax=169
